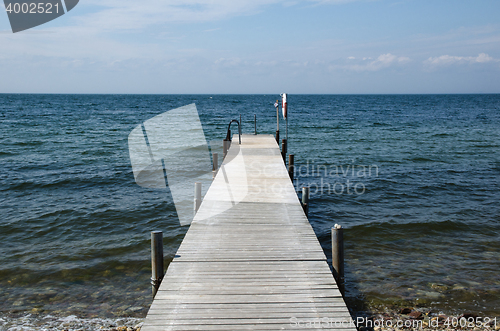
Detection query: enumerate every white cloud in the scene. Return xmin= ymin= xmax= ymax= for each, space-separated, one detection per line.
xmin=0 ymin=0 xmax=370 ymax=65
xmin=340 ymin=53 xmax=410 ymax=72
xmin=70 ymin=0 xmax=364 ymax=31
xmin=425 ymin=53 xmax=499 ymax=66
xmin=214 ymin=57 xmax=244 ymax=67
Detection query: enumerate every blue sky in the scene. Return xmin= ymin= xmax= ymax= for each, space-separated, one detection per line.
xmin=1 ymin=0 xmax=499 ymax=93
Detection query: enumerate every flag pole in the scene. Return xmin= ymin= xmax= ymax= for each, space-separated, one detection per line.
xmin=275 ymin=100 xmax=280 ymax=143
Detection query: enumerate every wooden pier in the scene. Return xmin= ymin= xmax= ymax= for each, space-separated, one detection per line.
xmin=141 ymin=134 xmax=355 ymax=331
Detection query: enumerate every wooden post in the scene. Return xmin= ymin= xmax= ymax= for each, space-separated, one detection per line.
xmin=332 ymin=224 xmax=345 ymax=295
xmin=288 ymin=154 xmax=294 ymax=180
xmin=194 ymin=182 xmax=202 ymax=213
xmin=302 ymin=186 xmax=309 ymax=216
xmin=213 ymin=153 xmax=218 ymax=171
xmin=254 ymin=114 xmax=257 ymax=135
xmin=212 ymin=153 xmax=218 ymax=179
xmin=275 ymin=130 xmax=279 ymax=144
xmin=151 ymin=231 xmax=164 ymax=298
xmin=223 ymin=139 xmax=230 ymax=159
xmin=281 ymin=139 xmax=287 ymax=164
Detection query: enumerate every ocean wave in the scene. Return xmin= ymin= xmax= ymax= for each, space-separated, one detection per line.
xmin=348 ymin=219 xmax=475 ymax=235
xmin=4 ymin=172 xmax=130 ymax=192
xmin=0 ymin=151 xmax=17 ymax=157
xmin=372 ymin=122 xmax=391 ymax=127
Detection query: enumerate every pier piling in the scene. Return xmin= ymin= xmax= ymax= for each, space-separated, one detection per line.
xmin=288 ymin=154 xmax=294 ymax=180
xmin=223 ymin=139 xmax=230 ymax=159
xmin=332 ymin=224 xmax=345 ymax=295
xmin=212 ymin=153 xmax=218 ymax=179
xmin=302 ymin=186 xmax=309 ymax=216
xmin=150 ymin=231 xmax=164 ymax=298
xmin=281 ymin=138 xmax=287 ymax=164
xmin=194 ymin=182 xmax=202 ymax=214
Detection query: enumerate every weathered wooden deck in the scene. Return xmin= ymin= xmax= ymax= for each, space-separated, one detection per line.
xmin=141 ymin=134 xmax=355 ymax=331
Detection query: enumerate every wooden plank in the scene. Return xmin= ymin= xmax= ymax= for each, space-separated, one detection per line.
xmin=144 ymin=318 xmax=353 ymax=325
xmin=142 ymin=135 xmax=356 ymax=331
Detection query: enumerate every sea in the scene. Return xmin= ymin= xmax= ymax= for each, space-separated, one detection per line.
xmin=1 ymin=94 xmax=499 ymax=328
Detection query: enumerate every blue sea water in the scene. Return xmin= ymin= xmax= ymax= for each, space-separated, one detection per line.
xmin=0 ymin=94 xmax=499 ymax=322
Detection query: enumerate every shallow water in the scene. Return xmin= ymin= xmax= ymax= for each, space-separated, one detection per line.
xmin=1 ymin=94 xmax=499 ymax=325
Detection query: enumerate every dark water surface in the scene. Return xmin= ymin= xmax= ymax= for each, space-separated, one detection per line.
xmin=1 ymin=94 xmax=499 ymax=323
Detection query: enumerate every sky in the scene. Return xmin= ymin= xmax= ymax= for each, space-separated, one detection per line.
xmin=0 ymin=0 xmax=499 ymax=94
